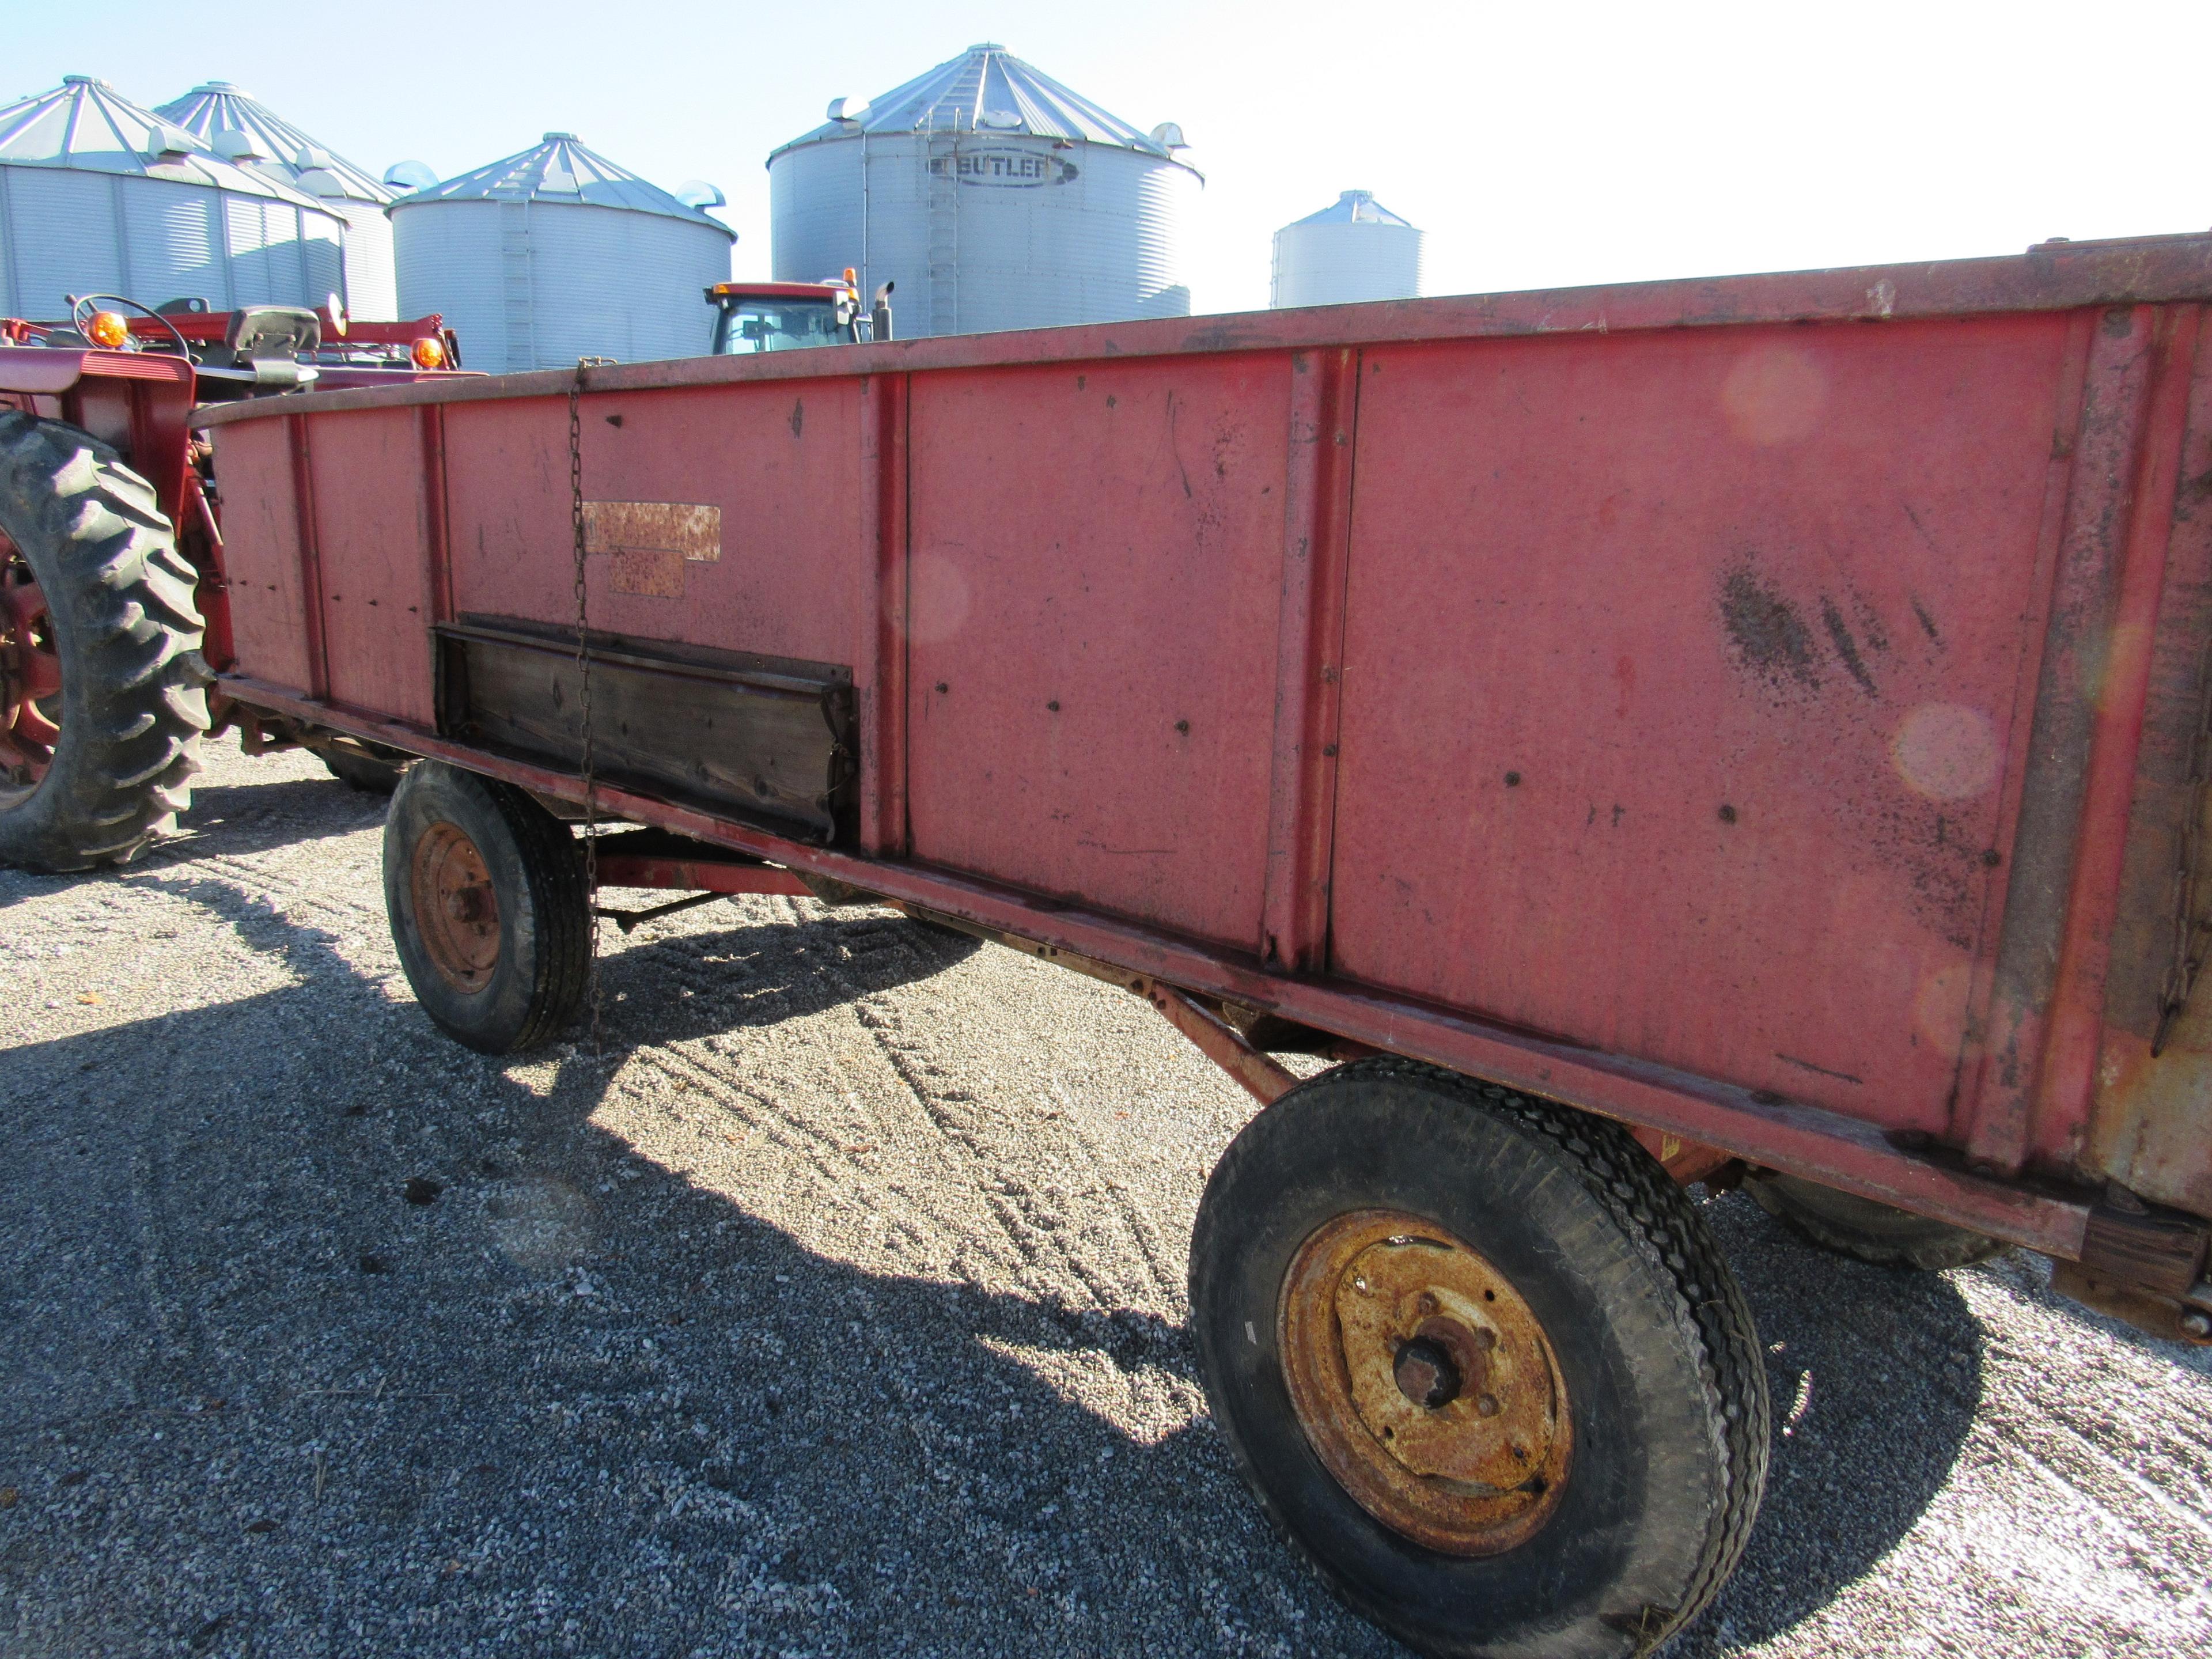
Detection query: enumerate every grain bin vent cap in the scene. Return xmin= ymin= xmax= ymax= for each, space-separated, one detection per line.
xmin=773 ymin=43 xmax=1197 ymax=173
xmin=1287 ymin=189 xmax=1416 ymax=229
xmin=392 ymin=131 xmax=731 ymax=234
xmin=0 ymin=74 xmax=326 ymax=206
xmin=154 ymin=81 xmax=393 ymax=203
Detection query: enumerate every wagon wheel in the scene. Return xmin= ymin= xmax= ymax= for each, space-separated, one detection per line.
xmin=319 ymin=737 xmax=411 ymax=794
xmin=1749 ymin=1173 xmax=2003 ymax=1271
xmin=0 ymin=412 xmax=209 ymax=871
xmin=382 ymin=760 xmax=590 ymax=1054
xmin=1189 ymin=1060 xmax=1770 ymax=1658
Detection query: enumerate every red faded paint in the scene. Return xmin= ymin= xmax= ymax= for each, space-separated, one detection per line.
xmin=196 ymin=232 xmax=2212 ymax=1249
xmin=904 ymin=358 xmax=1288 ymax=949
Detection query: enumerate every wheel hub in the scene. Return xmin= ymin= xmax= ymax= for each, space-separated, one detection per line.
xmin=411 ymin=821 xmax=501 ymax=991
xmin=1279 ymin=1210 xmax=1571 ymax=1555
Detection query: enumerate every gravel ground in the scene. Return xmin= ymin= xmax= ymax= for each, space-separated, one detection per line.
xmin=2 ymin=734 xmax=2209 ymax=1659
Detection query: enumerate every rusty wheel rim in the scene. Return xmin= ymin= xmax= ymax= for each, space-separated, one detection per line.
xmin=0 ymin=537 xmax=60 ymax=804
xmin=410 ymin=821 xmax=501 ymax=993
xmin=1278 ymin=1209 xmax=1572 ymax=1556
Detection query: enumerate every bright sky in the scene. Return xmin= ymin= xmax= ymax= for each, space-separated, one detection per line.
xmin=13 ymin=0 xmax=2210 ymax=315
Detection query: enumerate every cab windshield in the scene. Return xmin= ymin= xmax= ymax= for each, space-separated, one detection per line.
xmin=713 ymin=297 xmax=843 ymax=354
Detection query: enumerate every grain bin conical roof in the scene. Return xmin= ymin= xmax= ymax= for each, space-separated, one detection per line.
xmin=154 ymin=81 xmax=392 ymax=203
xmin=771 ymin=43 xmax=1184 ymax=160
xmin=0 ymin=74 xmax=324 ymax=205
xmin=400 ymin=132 xmax=729 ymax=231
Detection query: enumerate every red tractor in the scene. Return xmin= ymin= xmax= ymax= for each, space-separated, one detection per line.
xmin=0 ymin=296 xmax=461 ymax=868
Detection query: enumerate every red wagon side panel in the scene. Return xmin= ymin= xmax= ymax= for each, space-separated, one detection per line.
xmin=210 ymin=415 xmax=317 ymax=698
xmin=438 ymin=382 xmax=864 ymax=669
xmin=903 ymin=357 xmax=1289 ymax=950
xmin=306 ymin=408 xmax=439 ymax=726
xmin=1328 ymin=316 xmax=2075 ymax=1128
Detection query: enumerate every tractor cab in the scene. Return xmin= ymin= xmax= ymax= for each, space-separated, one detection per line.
xmin=706 ymin=273 xmax=892 ymax=354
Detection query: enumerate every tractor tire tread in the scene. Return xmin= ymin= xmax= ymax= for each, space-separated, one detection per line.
xmin=0 ymin=411 xmax=207 ymax=872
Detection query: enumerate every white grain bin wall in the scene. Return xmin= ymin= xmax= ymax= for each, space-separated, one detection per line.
xmin=772 ymin=133 xmax=1195 ymax=339
xmin=154 ymin=84 xmax=400 ymax=319
xmin=394 ymin=198 xmax=730 ymax=373
xmin=0 ymin=77 xmax=347 ymax=319
xmin=0 ymin=166 xmax=343 ymax=317
xmin=768 ymin=45 xmax=1198 ymax=340
xmin=321 ymin=201 xmax=395 ymax=320
xmin=1271 ymin=209 xmax=1423 ymax=309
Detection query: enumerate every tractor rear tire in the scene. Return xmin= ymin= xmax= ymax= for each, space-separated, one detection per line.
xmin=1748 ymin=1174 xmax=2003 ymax=1271
xmin=1190 ymin=1060 xmax=1769 ymax=1659
xmin=383 ymin=760 xmax=590 ymax=1054
xmin=0 ymin=412 xmax=209 ymax=872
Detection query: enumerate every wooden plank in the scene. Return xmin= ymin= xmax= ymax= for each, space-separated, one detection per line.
xmin=435 ymin=616 xmax=854 ymax=842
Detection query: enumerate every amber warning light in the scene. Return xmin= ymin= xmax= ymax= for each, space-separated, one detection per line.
xmin=86 ymin=310 xmax=130 ymax=349
xmin=411 ymin=335 xmax=446 ymax=370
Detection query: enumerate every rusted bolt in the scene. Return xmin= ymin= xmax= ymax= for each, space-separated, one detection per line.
xmin=2180 ymin=1310 xmax=2211 ymax=1340
xmin=1322 ymin=743 xmax=1338 ymax=757
xmin=935 ymin=682 xmax=949 ymax=693
xmin=1472 ymin=1326 xmax=1498 ymax=1351
xmin=1982 ymin=849 xmax=2002 ymax=868
xmin=1417 ymin=1291 xmax=1439 ymax=1315
xmin=1046 ymin=700 xmax=1059 ymax=711
xmin=1175 ymin=719 xmax=1190 ymax=734
xmin=1503 ymin=771 xmax=1521 ymax=787
xmin=1475 ymin=1394 xmax=1500 ymax=1417
xmin=1718 ymin=804 xmax=1738 ymax=824
xmin=1393 ymin=1336 xmax=1461 ymax=1410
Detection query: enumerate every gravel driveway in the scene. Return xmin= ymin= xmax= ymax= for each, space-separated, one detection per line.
xmin=3 ymin=736 xmax=2209 ymax=1658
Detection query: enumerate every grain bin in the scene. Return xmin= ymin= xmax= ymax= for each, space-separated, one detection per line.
xmin=155 ymin=81 xmax=398 ymax=320
xmin=0 ymin=75 xmax=345 ymax=321
xmin=1271 ymin=190 xmax=1423 ymax=309
xmin=770 ymin=44 xmax=1199 ymax=339
xmin=391 ymin=134 xmax=733 ymax=373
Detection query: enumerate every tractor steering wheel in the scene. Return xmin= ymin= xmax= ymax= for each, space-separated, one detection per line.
xmin=68 ymin=294 xmax=193 ymax=359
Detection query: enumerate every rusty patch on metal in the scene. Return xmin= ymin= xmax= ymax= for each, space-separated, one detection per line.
xmin=1719 ymin=564 xmax=1820 ymax=692
xmin=605 ymin=548 xmax=686 ymax=599
xmin=1278 ymin=1210 xmax=1571 ymax=1556
xmin=582 ymin=501 xmax=721 ymax=563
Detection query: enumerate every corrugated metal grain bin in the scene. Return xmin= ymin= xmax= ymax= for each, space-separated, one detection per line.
xmin=154 ymin=81 xmax=399 ymax=321
xmin=0 ymin=75 xmax=345 ymax=320
xmin=770 ymin=44 xmax=1199 ymax=339
xmin=1271 ymin=190 xmax=1423 ymax=309
xmin=391 ymin=134 xmax=733 ymax=373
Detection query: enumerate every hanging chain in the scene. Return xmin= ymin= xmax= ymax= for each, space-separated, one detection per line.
xmin=2153 ymin=641 xmax=2212 ymax=1056
xmin=569 ymin=360 xmax=612 ymax=1055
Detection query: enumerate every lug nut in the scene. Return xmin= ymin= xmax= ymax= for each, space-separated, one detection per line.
xmin=1476 ymin=1394 xmax=1500 ymax=1417
xmin=2181 ymin=1310 xmax=2211 ymax=1340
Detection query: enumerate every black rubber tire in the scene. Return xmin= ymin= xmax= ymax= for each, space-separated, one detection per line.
xmin=382 ymin=760 xmax=589 ymax=1054
xmin=0 ymin=412 xmax=209 ymax=871
xmin=1748 ymin=1173 xmax=2003 ymax=1271
xmin=320 ymin=741 xmax=409 ymax=794
xmin=1190 ymin=1061 xmax=1769 ymax=1659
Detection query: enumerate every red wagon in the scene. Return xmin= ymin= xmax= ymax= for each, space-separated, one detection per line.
xmin=60 ymin=234 xmax=2212 ymax=1654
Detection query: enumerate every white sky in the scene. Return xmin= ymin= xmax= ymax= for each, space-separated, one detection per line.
xmin=13 ymin=0 xmax=2210 ymax=315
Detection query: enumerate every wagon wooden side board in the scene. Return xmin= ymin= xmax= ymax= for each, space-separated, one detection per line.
xmin=188 ymin=231 xmax=2212 ymax=1657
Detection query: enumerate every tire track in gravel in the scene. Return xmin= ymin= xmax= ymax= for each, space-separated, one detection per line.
xmin=806 ymin=906 xmax=1166 ymax=1319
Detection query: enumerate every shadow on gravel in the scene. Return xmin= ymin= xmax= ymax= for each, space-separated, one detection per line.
xmin=1671 ymin=1195 xmax=1987 ymax=1657
xmin=0 ymin=880 xmax=1999 ymax=1659
xmin=0 ymin=774 xmax=384 ymax=911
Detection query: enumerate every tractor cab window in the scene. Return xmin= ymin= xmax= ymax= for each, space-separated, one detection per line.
xmin=713 ymin=297 xmax=844 ymax=354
